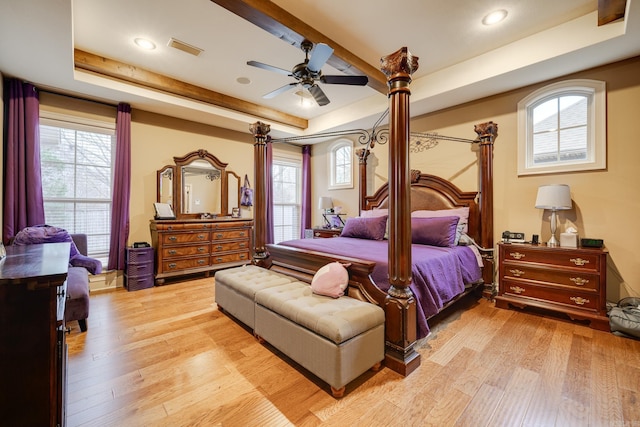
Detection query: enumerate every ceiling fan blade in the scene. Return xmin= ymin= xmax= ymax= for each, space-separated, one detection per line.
xmin=321 ymin=75 xmax=369 ymax=86
xmin=247 ymin=60 xmax=291 ymax=76
xmin=307 ymin=43 xmax=334 ymax=73
xmin=263 ymin=83 xmax=297 ymax=99
xmin=308 ymin=84 xmax=330 ymax=106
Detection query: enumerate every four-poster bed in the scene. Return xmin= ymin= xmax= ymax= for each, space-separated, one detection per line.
xmin=249 ymin=47 xmax=497 ymax=376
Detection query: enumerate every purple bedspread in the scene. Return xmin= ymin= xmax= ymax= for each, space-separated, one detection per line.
xmin=278 ymin=237 xmax=481 ymax=338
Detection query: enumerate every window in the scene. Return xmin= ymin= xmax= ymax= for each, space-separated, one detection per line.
xmin=517 ymin=79 xmax=606 ymax=175
xmin=39 ymin=112 xmax=115 ymax=266
xmin=272 ymin=156 xmax=301 ymax=243
xmin=328 ymin=139 xmax=353 ymax=189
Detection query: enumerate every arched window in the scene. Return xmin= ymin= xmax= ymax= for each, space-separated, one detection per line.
xmin=329 ymin=139 xmax=353 ymax=189
xmin=517 ymin=79 xmax=606 ymax=175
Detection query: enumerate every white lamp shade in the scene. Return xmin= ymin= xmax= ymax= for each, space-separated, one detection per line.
xmin=535 ymin=185 xmax=572 ymax=210
xmin=318 ymin=196 xmax=333 ymax=210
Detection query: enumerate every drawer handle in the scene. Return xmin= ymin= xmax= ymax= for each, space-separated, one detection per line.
xmin=216 ymin=257 xmax=223 ymax=262
xmin=239 ymin=231 xmax=246 ymax=237
xmin=240 ymin=254 xmax=246 ymax=259
xmin=570 ymin=296 xmax=589 ymax=306
xmin=197 ymin=247 xmax=206 ymax=252
xmin=216 ymin=233 xmax=224 ymax=238
xmin=168 ymin=263 xmax=177 ymax=269
xmin=570 ymin=277 xmax=589 ymax=286
xmin=168 ymin=250 xmax=177 ymax=255
xmin=198 ymin=259 xmax=206 ymax=265
xmin=509 ymin=252 xmax=525 ymax=260
xmin=215 ymin=245 xmax=223 ymax=251
xmin=315 ymin=232 xmax=321 ymax=237
xmin=167 ymin=226 xmax=174 ymax=231
xmin=197 ymin=234 xmax=205 ymax=240
xmin=509 ymin=269 xmax=525 ymax=277
xmin=169 ymin=236 xmax=177 ymax=241
xmin=239 ymin=242 xmax=246 ymax=248
xmin=570 ymin=258 xmax=589 ymax=266
xmin=509 ymin=286 xmax=525 ymax=294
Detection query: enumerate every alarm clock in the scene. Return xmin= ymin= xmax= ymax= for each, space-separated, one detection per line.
xmin=580 ymin=238 xmax=604 ymax=248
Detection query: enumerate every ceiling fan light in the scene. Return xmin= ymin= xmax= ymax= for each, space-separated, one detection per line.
xmin=482 ymin=9 xmax=508 ymax=26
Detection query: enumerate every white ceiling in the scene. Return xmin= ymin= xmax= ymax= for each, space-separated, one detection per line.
xmin=1 ymin=0 xmax=639 ymax=140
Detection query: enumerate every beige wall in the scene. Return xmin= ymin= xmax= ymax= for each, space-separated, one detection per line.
xmin=129 ymin=111 xmax=255 ymax=243
xmin=15 ymin=56 xmax=640 ymax=299
xmin=312 ymin=56 xmax=640 ymax=301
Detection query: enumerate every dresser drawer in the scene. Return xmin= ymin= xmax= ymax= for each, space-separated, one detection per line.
xmin=502 ymin=246 xmax=600 ymax=272
xmin=502 ymin=279 xmax=599 ymax=310
xmin=211 ymin=252 xmax=249 ymax=264
xmin=156 ymin=223 xmax=212 ymax=231
xmin=162 ymin=231 xmax=210 ymax=245
xmin=501 ymin=263 xmax=600 ymax=291
xmin=211 ymin=241 xmax=249 ymax=252
xmin=163 ymin=257 xmax=210 ymax=272
xmin=211 ymin=229 xmax=249 ymax=240
xmin=162 ymin=245 xmax=209 ymax=258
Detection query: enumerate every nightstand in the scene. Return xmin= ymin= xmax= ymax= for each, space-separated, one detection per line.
xmin=312 ymin=228 xmax=342 ymax=238
xmin=495 ymin=242 xmax=609 ymax=331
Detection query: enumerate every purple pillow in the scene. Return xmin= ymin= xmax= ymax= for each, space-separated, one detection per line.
xmin=411 ymin=216 xmax=460 ymax=247
xmin=340 ymin=215 xmax=388 ymax=240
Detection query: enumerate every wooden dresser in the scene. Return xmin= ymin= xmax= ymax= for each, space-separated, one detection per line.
xmin=150 ymin=218 xmax=253 ymax=285
xmin=496 ymin=242 xmax=609 ymax=330
xmin=0 ymin=243 xmax=70 ymax=426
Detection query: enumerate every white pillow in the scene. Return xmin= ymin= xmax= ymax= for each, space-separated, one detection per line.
xmin=360 ymin=208 xmax=388 ymax=218
xmin=310 ymin=262 xmax=349 ymax=298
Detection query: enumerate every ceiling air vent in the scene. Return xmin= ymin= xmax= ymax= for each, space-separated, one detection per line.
xmin=167 ymin=38 xmax=203 ymax=57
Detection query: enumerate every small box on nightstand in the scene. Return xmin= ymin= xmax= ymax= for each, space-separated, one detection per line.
xmin=560 ymin=232 xmax=578 ymax=248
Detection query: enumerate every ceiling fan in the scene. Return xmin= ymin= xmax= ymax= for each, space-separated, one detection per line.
xmin=247 ymin=40 xmax=368 ymax=106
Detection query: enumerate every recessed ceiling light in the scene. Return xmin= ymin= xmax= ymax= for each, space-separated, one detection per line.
xmin=236 ymin=77 xmax=251 ymax=85
xmin=134 ymin=38 xmax=156 ymax=50
xmin=482 ymin=9 xmax=508 ymax=26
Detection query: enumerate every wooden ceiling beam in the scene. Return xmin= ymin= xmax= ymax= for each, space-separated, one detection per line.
xmin=211 ymin=0 xmax=388 ymax=95
xmin=73 ymin=49 xmax=308 ymax=130
xmin=598 ymin=0 xmax=626 ymax=26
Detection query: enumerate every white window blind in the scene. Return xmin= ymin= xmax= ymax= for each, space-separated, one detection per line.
xmin=39 ymin=113 xmax=115 ymax=266
xmin=272 ymin=158 xmax=301 ymax=243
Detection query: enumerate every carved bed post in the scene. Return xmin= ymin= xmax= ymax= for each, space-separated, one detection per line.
xmin=250 ymin=121 xmax=271 ymax=268
xmin=474 ymin=121 xmax=498 ymax=295
xmin=380 ymin=47 xmax=421 ymax=376
xmin=356 ymin=148 xmax=370 ymax=212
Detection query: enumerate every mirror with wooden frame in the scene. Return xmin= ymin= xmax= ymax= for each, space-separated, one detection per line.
xmin=156 ymin=149 xmax=241 ymax=219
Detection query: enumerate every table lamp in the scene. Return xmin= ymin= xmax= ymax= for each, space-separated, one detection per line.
xmin=318 ymin=196 xmax=333 ymax=214
xmin=535 ymin=184 xmax=572 ymax=246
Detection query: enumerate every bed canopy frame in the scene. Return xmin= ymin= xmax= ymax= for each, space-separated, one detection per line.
xmin=249 ymin=47 xmax=497 ymax=376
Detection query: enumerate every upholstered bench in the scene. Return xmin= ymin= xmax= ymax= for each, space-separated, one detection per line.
xmin=214 ymin=265 xmax=297 ymax=329
xmin=214 ymin=265 xmax=385 ymax=398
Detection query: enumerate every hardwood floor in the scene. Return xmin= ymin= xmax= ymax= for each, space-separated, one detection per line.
xmin=66 ymin=277 xmax=640 ymax=426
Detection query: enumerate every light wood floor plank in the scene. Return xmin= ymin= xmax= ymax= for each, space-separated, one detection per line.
xmin=65 ymin=278 xmax=640 ymax=426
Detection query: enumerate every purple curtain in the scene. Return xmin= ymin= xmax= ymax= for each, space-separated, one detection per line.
xmin=266 ymin=139 xmax=274 ymax=244
xmin=107 ymin=103 xmax=131 ymax=270
xmin=2 ymin=79 xmax=45 ymax=244
xmin=300 ymin=145 xmax=312 ymax=238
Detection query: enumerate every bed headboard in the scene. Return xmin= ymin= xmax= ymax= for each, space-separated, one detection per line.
xmin=362 ymin=170 xmax=481 ymax=243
